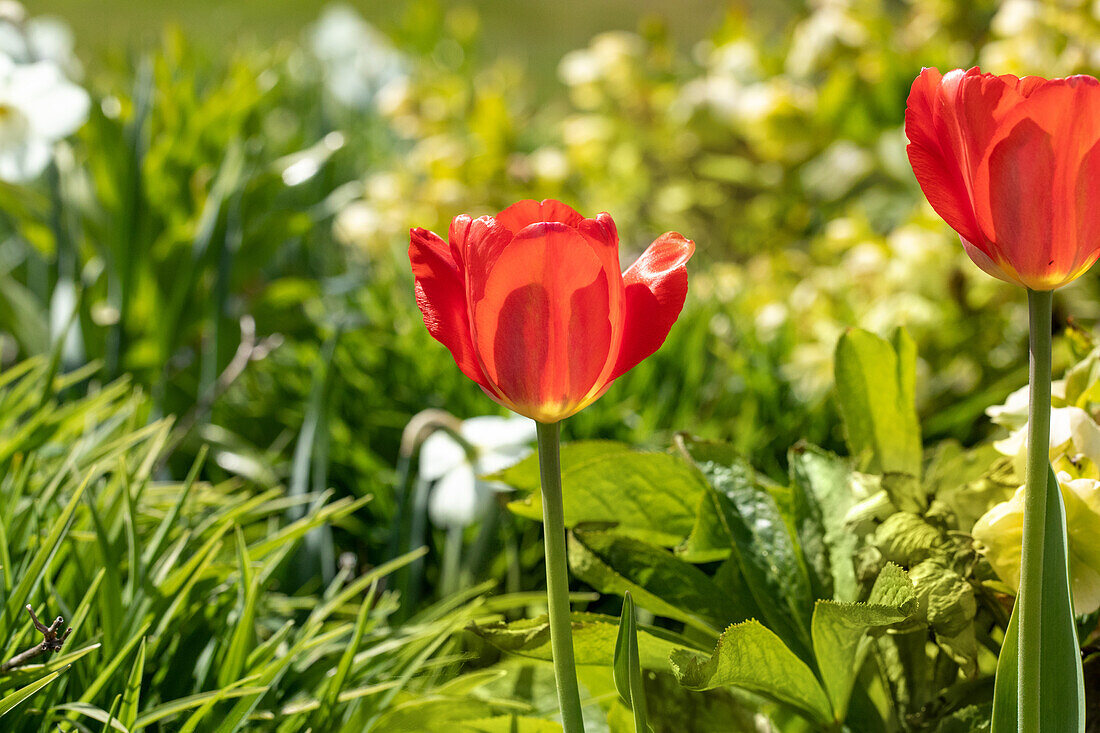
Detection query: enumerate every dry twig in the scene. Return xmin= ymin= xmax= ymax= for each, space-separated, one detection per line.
xmin=0 ymin=605 xmax=72 ymax=673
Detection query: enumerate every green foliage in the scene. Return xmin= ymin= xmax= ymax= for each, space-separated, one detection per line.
xmin=0 ymin=359 xmax=477 ymax=732
xmin=670 ymin=563 xmax=917 ymax=727
xmin=500 ymin=442 xmax=705 ymax=546
xmin=834 ymin=328 xmax=923 ymax=478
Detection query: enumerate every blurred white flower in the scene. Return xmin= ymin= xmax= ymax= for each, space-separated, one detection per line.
xmin=420 ymin=416 xmax=536 ymax=530
xmin=0 ymin=55 xmax=89 ymax=182
xmin=974 ymin=472 xmax=1100 ymax=615
xmin=48 ymin=277 xmax=82 ymax=364
xmin=0 ymin=1 xmax=81 ymax=77
xmin=307 ymin=4 xmax=406 ymax=110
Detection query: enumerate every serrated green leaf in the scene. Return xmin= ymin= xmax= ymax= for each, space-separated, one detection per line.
xmin=670 ymin=621 xmax=832 ymax=726
xmin=811 ymin=563 xmax=917 ymax=720
xmin=500 ymin=441 xmax=705 ymax=546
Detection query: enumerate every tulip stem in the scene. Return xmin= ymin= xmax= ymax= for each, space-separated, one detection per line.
xmin=536 ymin=420 xmax=586 ymax=733
xmin=1017 ymin=288 xmax=1053 ymax=732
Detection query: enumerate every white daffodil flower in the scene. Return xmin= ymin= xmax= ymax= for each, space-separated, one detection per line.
xmin=973 ymin=472 xmax=1100 ymax=615
xmin=419 ymin=415 xmax=536 ymax=530
xmin=0 ymin=55 xmax=88 ymax=182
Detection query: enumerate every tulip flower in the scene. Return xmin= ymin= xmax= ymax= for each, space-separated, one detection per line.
xmin=410 ymin=199 xmax=694 ymax=733
xmin=906 ymin=68 xmax=1094 ymax=731
xmin=906 ymin=67 xmax=1100 ymax=291
xmin=409 ymin=199 xmax=695 ymax=423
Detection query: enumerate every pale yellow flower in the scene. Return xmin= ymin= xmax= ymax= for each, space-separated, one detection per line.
xmin=973 ymin=472 xmax=1100 ymax=615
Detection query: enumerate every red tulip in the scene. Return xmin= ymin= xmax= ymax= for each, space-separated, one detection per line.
xmin=409 ymin=199 xmax=694 ymax=423
xmin=905 ymin=67 xmax=1100 ymax=290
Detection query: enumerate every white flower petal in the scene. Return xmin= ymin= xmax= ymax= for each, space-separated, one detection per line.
xmin=461 ymin=415 xmax=536 ymax=450
xmin=986 ymin=384 xmax=1030 ymax=428
xmin=418 ymin=430 xmax=466 ymax=481
xmin=476 ymin=444 xmax=533 ymax=478
xmin=0 ymin=135 xmax=48 ymax=182
xmin=14 ymin=62 xmax=89 ymax=139
xmin=428 ymin=463 xmax=483 ymax=529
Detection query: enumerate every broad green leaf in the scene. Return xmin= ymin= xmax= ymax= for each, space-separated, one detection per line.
xmin=669 ymin=621 xmax=832 ymax=726
xmin=991 ymin=466 xmax=1085 ymax=732
xmin=469 ymin=613 xmax=699 ymax=671
xmin=677 ymin=439 xmax=813 ymax=656
xmin=501 ymin=441 xmax=706 ymax=546
xmin=569 ymin=530 xmax=730 ymax=634
xmin=834 ymin=328 xmax=922 ymax=479
xmin=811 ymin=563 xmax=917 ymax=720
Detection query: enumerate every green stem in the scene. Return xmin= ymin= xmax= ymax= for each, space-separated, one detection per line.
xmin=536 ymin=421 xmax=585 ymax=733
xmin=1017 ymin=288 xmax=1053 ymax=731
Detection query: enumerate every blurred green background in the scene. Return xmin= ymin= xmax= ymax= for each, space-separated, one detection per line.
xmin=37 ymin=0 xmax=726 ymax=87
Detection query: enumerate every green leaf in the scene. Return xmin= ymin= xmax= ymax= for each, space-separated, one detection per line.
xmin=569 ymin=530 xmax=730 ymax=634
xmin=811 ymin=563 xmax=917 ymax=720
xmin=677 ymin=438 xmax=814 ymax=656
xmin=789 ymin=444 xmax=861 ymax=602
xmin=834 ymin=328 xmax=922 ymax=478
xmin=991 ymin=465 xmax=1085 ymax=732
xmin=873 ymin=512 xmax=944 ymax=566
xmin=670 ymin=621 xmax=833 ymax=726
xmin=613 ymin=592 xmax=649 ymax=733
xmin=469 ymin=613 xmax=699 ymax=670
xmin=909 ymin=558 xmax=979 ymax=676
xmin=0 ymin=666 xmax=65 ymax=717
xmin=456 ymin=717 xmax=563 ymax=732
xmin=53 ymin=702 xmax=131 ymax=732
xmin=119 ymin=637 xmax=145 ymax=728
xmin=501 ymin=441 xmax=706 ymax=546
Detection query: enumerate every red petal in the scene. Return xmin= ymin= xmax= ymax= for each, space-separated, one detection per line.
xmin=982 ymin=118 xmax=1056 ymax=286
xmin=470 ymin=222 xmax=619 ymax=421
xmin=904 ymin=68 xmax=987 ymax=247
xmin=611 ymin=232 xmax=695 ymax=380
xmin=494 ymin=199 xmax=585 ymax=234
xmin=1074 ymin=138 xmax=1100 ymax=279
xmin=409 ymin=227 xmax=492 ymax=390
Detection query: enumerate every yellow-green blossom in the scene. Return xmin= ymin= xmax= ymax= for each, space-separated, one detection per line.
xmin=973 ymin=472 xmax=1100 ymax=616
